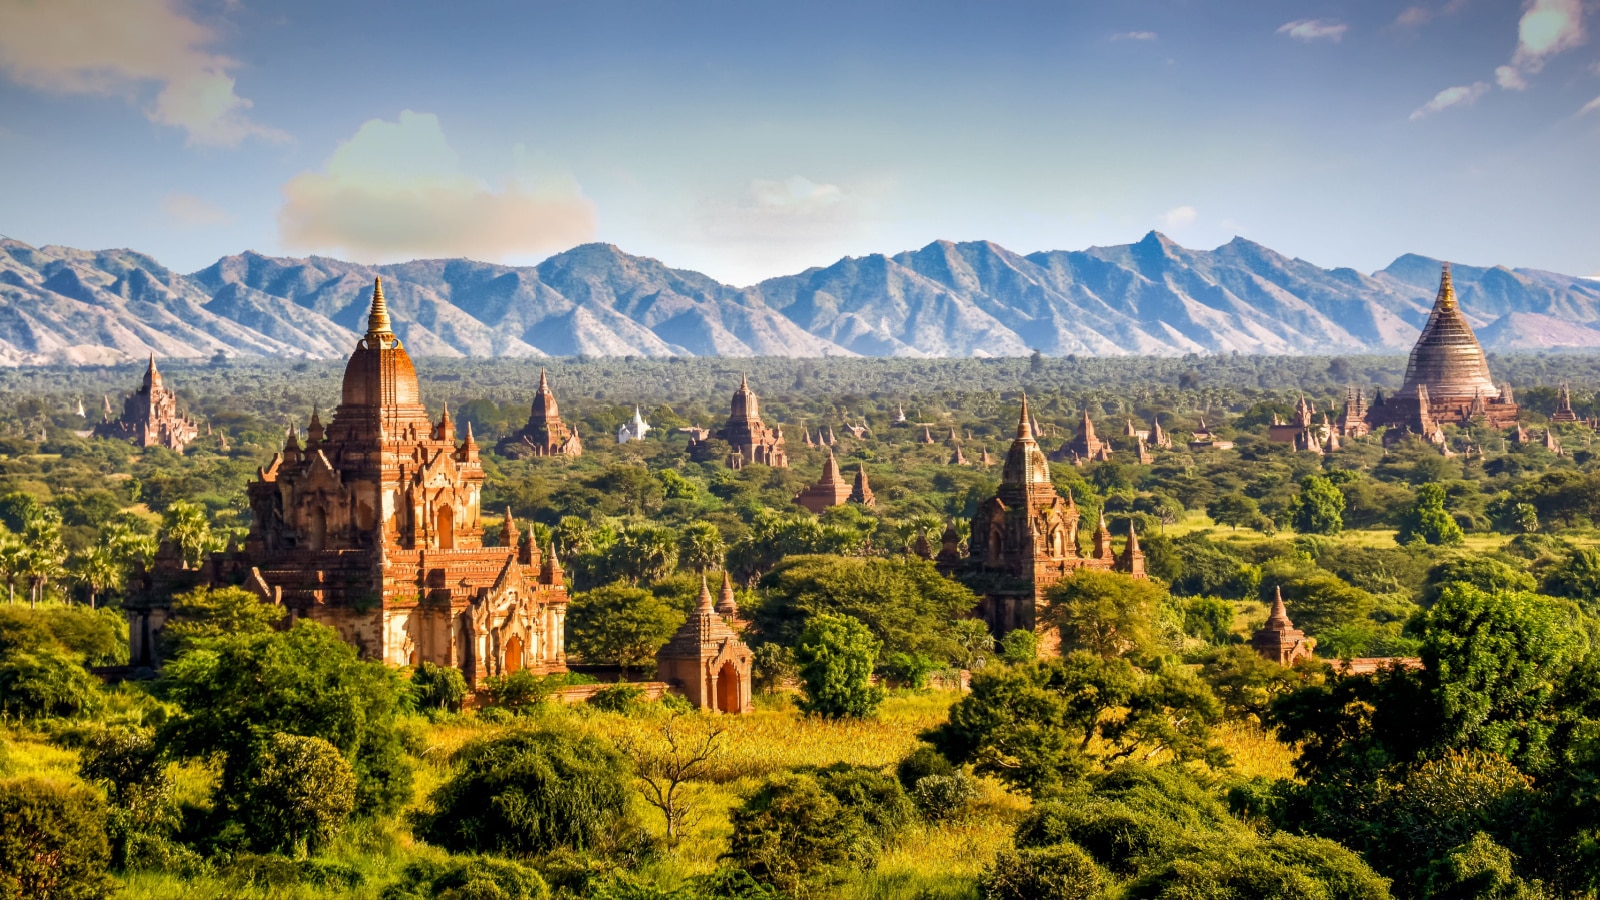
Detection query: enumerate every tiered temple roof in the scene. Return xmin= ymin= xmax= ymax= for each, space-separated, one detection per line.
xmin=690 ymin=375 xmax=788 ymax=469
xmin=656 ymin=574 xmax=752 ymax=713
xmin=794 ymin=448 xmax=853 ymax=513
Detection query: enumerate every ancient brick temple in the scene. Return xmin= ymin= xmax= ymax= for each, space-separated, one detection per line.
xmin=496 ymin=368 xmax=582 ymax=458
xmin=1052 ymin=408 xmax=1107 ymax=463
xmin=689 ymin=375 xmax=788 ymax=469
xmin=93 ymin=355 xmax=200 ymax=453
xmin=1366 ymin=264 xmax=1518 ymax=441
xmin=126 ymin=279 xmax=568 ymax=684
xmin=656 ymin=574 xmax=752 ymax=713
xmin=793 ymin=448 xmax=852 ymax=514
xmin=942 ymin=395 xmax=1145 ymax=639
xmin=1252 ymin=587 xmax=1313 ymax=666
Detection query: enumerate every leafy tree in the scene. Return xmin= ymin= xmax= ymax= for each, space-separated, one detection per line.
xmin=795 ymin=613 xmax=885 ymax=719
xmin=157 ymin=618 xmax=412 ymax=816
xmin=1398 ymin=483 xmax=1465 ymax=547
xmin=1182 ymin=596 xmax=1234 ymax=644
xmin=999 ymin=628 xmax=1041 ymax=664
xmin=66 ymin=544 xmax=120 ymax=609
xmin=1422 ymin=556 xmax=1536 ymax=608
xmin=159 ymin=585 xmax=284 ymax=657
xmin=1043 ymin=570 xmax=1175 ymax=660
xmin=0 ymin=778 xmax=114 ymax=900
xmin=880 ymin=651 xmax=937 ymax=689
xmin=384 ymin=856 xmax=550 ymax=900
xmin=416 ymin=729 xmax=633 ymax=858
xmin=410 ymin=662 xmax=468 ymax=712
xmin=1419 ymin=585 xmax=1583 ymax=767
xmin=1541 ymin=548 xmax=1600 ymax=615
xmin=1419 ymin=833 xmax=1541 ymax=900
xmin=614 ymin=711 xmax=725 ymax=845
xmin=949 ymin=618 xmax=996 ymax=670
xmin=1290 ymin=475 xmax=1345 ymax=536
xmin=1258 ymin=562 xmax=1377 ymax=638
xmin=76 ymin=727 xmax=178 ymax=870
xmin=0 ymin=647 xmax=102 ymax=720
xmin=925 ymin=654 xmax=1225 ymax=793
xmin=235 ymin=733 xmax=357 ymax=856
xmin=1206 ymin=493 xmax=1259 ymax=531
xmin=755 ymin=555 xmax=978 ymax=664
xmin=1198 ymin=645 xmax=1318 ymax=720
xmin=605 ymin=523 xmax=679 ymax=585
xmin=567 ymin=582 xmax=685 ymax=676
xmin=157 ymin=501 xmax=221 ymax=569
xmin=1125 ymin=831 xmax=1392 ymax=900
xmin=0 ymin=605 xmax=125 ymax=666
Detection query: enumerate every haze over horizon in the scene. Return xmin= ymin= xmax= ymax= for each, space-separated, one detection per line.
xmin=1 ymin=0 xmax=1597 ymax=286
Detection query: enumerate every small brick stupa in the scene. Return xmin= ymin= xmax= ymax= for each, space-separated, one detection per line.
xmin=1252 ymin=587 xmax=1313 ymax=666
xmin=656 ymin=574 xmax=753 ymax=713
xmin=794 ymin=448 xmax=852 ymax=514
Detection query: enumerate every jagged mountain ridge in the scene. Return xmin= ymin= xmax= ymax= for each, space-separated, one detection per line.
xmin=1 ymin=231 xmax=1597 ymax=365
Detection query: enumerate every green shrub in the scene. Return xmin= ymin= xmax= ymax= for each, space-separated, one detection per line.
xmin=879 ymin=651 xmax=936 ymax=689
xmin=0 ymin=777 xmax=114 ymax=900
xmin=411 ymin=662 xmax=469 ymax=712
xmin=587 ymin=684 xmax=646 ymax=713
xmin=76 ymin=726 xmax=180 ymax=870
xmin=416 ymin=729 xmax=634 ymax=858
xmin=896 ymin=744 xmax=954 ymax=791
xmin=236 ymin=732 xmax=357 ymax=856
xmin=726 ymin=771 xmax=879 ymax=893
xmin=0 ymin=647 xmax=102 ymax=720
xmin=381 ymin=856 xmax=550 ymax=900
xmin=484 ymin=670 xmax=562 ymax=713
xmin=979 ymin=842 xmax=1106 ymax=900
xmin=812 ymin=763 xmax=915 ymax=838
xmin=913 ymin=772 xmax=980 ymax=820
xmin=998 ymin=628 xmax=1041 ymax=664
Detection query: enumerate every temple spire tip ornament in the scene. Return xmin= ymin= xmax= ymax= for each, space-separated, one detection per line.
xmin=1016 ymin=391 xmax=1033 ymax=440
xmin=367 ymin=277 xmax=393 ymax=336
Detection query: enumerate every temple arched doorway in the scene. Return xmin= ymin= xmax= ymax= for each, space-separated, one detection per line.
xmin=456 ymin=617 xmax=475 ymax=684
xmin=309 ymin=507 xmax=328 ymax=551
xmin=504 ymin=634 xmax=524 ymax=673
xmin=437 ymin=506 xmax=455 ymax=549
xmin=716 ymin=661 xmax=741 ymax=713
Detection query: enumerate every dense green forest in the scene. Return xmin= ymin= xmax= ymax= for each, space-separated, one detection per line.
xmin=6 ymin=354 xmax=1600 ymax=899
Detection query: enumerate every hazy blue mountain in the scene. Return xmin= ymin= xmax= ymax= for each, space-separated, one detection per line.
xmin=1 ymin=233 xmax=1596 ymax=365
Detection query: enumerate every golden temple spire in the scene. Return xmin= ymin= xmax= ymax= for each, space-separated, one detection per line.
xmin=367 ymin=277 xmax=393 ymax=336
xmin=1436 ymin=262 xmax=1457 ymax=312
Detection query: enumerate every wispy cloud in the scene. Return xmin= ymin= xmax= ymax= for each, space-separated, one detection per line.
xmin=1511 ymin=0 xmax=1586 ymax=72
xmin=1410 ymin=82 xmax=1491 ymax=119
xmin=1160 ymin=206 xmax=1198 ymax=229
xmin=1277 ymin=19 xmax=1349 ymax=42
xmin=278 ymin=111 xmax=596 ymax=261
xmin=1393 ymin=0 xmax=1469 ymax=28
xmin=1112 ymin=31 xmax=1159 ymax=42
xmin=162 ymin=193 xmax=233 ymax=227
xmin=0 ymin=0 xmax=285 ymax=147
xmin=1580 ymin=95 xmax=1600 ymax=115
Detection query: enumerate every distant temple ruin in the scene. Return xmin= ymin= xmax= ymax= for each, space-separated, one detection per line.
xmin=689 ymin=375 xmax=788 ymax=469
xmin=496 ymin=369 xmax=582 ymax=458
xmin=93 ymin=355 xmax=199 ymax=453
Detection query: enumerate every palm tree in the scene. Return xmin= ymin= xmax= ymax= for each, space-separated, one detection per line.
xmin=613 ymin=524 xmax=679 ymax=585
xmin=21 ymin=508 xmax=65 ymax=607
xmin=159 ymin=501 xmax=213 ymax=569
xmin=0 ymin=529 xmax=23 ymax=605
xmin=69 ymin=544 xmax=120 ymax=609
xmin=677 ymin=522 xmax=726 ymax=573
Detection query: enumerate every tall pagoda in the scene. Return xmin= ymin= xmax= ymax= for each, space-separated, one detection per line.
xmin=1366 ymin=264 xmax=1518 ymax=439
xmin=497 ymin=368 xmax=582 ymax=458
xmin=93 ymin=355 xmax=200 ymax=453
xmin=127 ymin=279 xmax=569 ymax=684
xmin=793 ymin=448 xmax=851 ymax=513
xmin=690 ymin=375 xmax=788 ymax=469
xmin=942 ymin=394 xmax=1145 ymax=641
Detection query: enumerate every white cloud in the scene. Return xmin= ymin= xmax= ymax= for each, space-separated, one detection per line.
xmin=1277 ymin=19 xmax=1349 ymax=42
xmin=277 ymin=111 xmax=597 ymax=261
xmin=1112 ymin=31 xmax=1159 ymax=41
xmin=162 ymin=193 xmax=233 ymax=227
xmin=1580 ymin=94 xmax=1600 ymax=115
xmin=1395 ymin=6 xmax=1434 ymax=27
xmin=1410 ymin=82 xmax=1491 ymax=120
xmin=1160 ymin=206 xmax=1198 ymax=228
xmin=1491 ymin=0 xmax=1587 ymax=91
xmin=0 ymin=0 xmax=283 ymax=147
xmin=1495 ymin=65 xmax=1530 ymax=89
xmin=749 ymin=176 xmax=846 ymax=214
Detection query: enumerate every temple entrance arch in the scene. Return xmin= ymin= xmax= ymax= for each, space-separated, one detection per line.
xmin=309 ymin=507 xmax=328 ymax=551
xmin=716 ymin=661 xmax=741 ymax=713
xmin=437 ymin=505 xmax=455 ymax=549
xmin=504 ymin=634 xmax=524 ymax=673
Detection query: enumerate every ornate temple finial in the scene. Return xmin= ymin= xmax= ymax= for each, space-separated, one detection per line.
xmin=1268 ymin=586 xmax=1292 ymax=625
xmin=502 ymin=507 xmax=517 ymax=549
xmin=539 ymin=367 xmax=549 ymax=390
xmin=307 ymin=405 xmax=325 ymax=443
xmin=740 ymin=373 xmax=749 ymax=391
xmin=718 ymin=570 xmax=739 ymax=618
xmin=1017 ymin=391 xmax=1034 ymax=440
xmin=1436 ymin=262 xmax=1457 ymax=311
xmin=696 ymin=573 xmax=716 ymax=614
xmin=367 ymin=277 xmax=393 ymax=335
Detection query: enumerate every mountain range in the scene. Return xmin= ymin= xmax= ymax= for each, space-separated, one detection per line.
xmin=2 ymin=232 xmax=1598 ymax=366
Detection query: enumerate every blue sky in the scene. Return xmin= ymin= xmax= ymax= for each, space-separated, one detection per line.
xmin=0 ymin=0 xmax=1596 ymax=285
